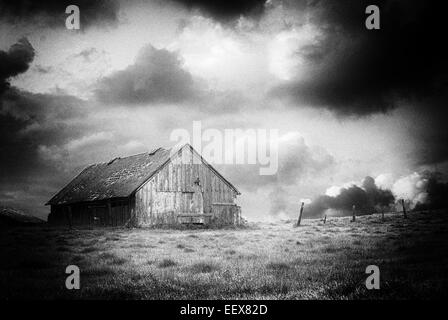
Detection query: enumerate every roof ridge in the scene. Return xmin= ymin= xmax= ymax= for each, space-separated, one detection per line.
xmin=93 ymin=148 xmax=169 ymax=166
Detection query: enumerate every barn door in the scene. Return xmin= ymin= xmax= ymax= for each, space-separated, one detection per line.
xmin=190 ymin=178 xmax=204 ymax=214
xmin=181 ymin=192 xmax=193 ymax=213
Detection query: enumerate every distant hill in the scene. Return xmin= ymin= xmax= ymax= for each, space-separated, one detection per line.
xmin=0 ymin=206 xmax=45 ymax=227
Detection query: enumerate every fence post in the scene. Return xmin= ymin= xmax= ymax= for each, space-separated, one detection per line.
xmin=296 ymin=202 xmax=304 ymax=226
xmin=351 ymin=205 xmax=356 ymax=222
xmin=401 ymin=199 xmax=407 ymax=218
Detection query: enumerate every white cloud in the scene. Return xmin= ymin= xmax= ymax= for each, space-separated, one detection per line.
xmin=392 ymin=172 xmax=429 ymax=206
xmin=325 ymin=186 xmax=341 ymax=197
xmin=375 ymin=173 xmax=395 ymax=190
xmin=169 ymin=16 xmax=270 ymax=92
xmin=267 ymin=25 xmax=320 ymax=81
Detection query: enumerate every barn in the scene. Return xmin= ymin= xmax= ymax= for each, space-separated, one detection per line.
xmin=46 ymin=144 xmax=241 ymax=227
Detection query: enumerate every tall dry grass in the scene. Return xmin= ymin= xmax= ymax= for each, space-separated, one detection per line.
xmin=0 ymin=210 xmax=447 ymax=299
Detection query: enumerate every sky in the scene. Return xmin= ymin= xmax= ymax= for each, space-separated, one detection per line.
xmin=0 ymin=0 xmax=447 ymax=220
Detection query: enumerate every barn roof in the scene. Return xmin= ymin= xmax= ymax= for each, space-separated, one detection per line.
xmin=46 ymin=144 xmax=240 ymax=206
xmin=46 ymin=147 xmax=172 ymax=206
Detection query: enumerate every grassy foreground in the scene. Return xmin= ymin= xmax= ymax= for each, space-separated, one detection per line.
xmin=1 ymin=210 xmax=447 ymax=299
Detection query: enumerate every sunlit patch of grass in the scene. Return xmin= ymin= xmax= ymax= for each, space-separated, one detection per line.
xmin=83 ymin=265 xmax=116 ymax=277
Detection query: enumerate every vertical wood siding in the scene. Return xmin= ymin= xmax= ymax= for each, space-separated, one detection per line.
xmin=49 ymin=200 xmax=131 ymax=227
xmin=134 ymin=146 xmax=238 ymax=227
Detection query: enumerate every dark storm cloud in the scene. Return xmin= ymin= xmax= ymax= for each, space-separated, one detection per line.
xmin=273 ymin=0 xmax=448 ymax=117
xmin=406 ymin=96 xmax=448 ymax=167
xmin=414 ymin=171 xmax=448 ymax=211
xmin=96 ymin=44 xmax=249 ymax=113
xmin=0 ymin=0 xmax=119 ymax=28
xmin=0 ymin=83 xmax=91 ymax=218
xmin=0 ymin=88 xmax=88 ymax=180
xmin=0 ymin=38 xmax=35 ymax=95
xmin=95 ymin=45 xmax=197 ymax=105
xmin=170 ymin=0 xmax=266 ymax=22
xmin=305 ymin=176 xmax=395 ymax=218
xmin=424 ymin=174 xmax=448 ymax=210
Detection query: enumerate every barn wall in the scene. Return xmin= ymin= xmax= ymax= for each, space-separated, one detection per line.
xmin=210 ymin=204 xmax=242 ymax=226
xmin=134 ymin=146 xmax=238 ymax=227
xmin=49 ymin=199 xmax=131 ymax=227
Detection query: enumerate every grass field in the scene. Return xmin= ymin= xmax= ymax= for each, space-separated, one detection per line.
xmin=1 ymin=210 xmax=447 ymax=299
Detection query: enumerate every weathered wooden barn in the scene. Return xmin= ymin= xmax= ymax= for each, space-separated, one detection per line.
xmin=46 ymin=144 xmax=241 ymax=227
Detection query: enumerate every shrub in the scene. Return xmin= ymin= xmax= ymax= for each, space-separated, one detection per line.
xmin=266 ymin=262 xmax=291 ymax=272
xmin=190 ymin=261 xmax=219 ymax=273
xmin=157 ymin=259 xmax=177 ymax=268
